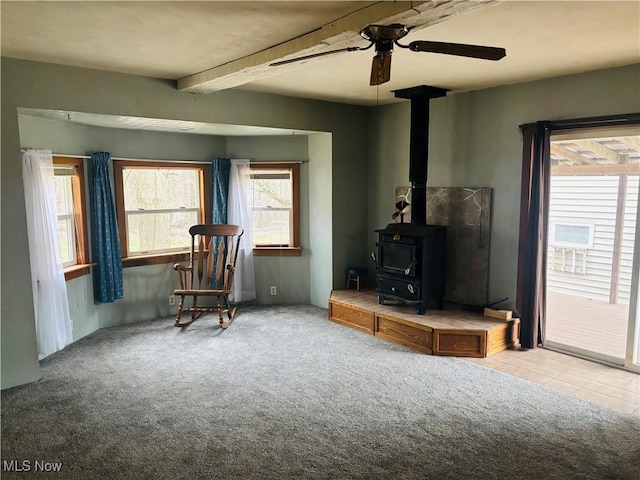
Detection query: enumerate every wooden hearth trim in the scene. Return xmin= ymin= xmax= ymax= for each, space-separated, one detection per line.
xmin=328 ymin=290 xmax=520 ymax=358
xmin=328 ymin=299 xmax=375 ymax=334
xmin=376 ymin=313 xmax=433 ymax=354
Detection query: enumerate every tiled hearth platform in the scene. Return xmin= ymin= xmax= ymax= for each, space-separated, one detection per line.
xmin=329 ymin=290 xmax=520 ymax=358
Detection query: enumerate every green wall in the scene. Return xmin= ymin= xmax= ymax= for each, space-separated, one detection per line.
xmin=226 ymin=135 xmax=313 ymax=304
xmin=308 ymin=133 xmax=334 ymax=306
xmin=1 ymin=58 xmax=368 ymax=389
xmin=368 ymin=64 xmax=640 ymax=311
xmin=5 ymin=55 xmax=637 ymax=391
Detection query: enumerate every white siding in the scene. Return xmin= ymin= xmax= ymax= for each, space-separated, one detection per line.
xmin=547 ymin=175 xmax=639 ymax=304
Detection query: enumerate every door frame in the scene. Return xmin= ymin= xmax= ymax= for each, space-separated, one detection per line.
xmin=518 ymin=112 xmax=640 ymax=372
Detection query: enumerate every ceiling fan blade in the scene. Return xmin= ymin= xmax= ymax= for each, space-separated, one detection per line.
xmin=408 ymin=41 xmax=506 ymax=61
xmin=270 ymin=45 xmax=369 ymax=67
xmin=370 ymin=53 xmax=392 ymax=86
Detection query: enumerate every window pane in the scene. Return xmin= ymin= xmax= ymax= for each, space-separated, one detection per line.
xmin=252 ymin=210 xmax=290 ymax=245
xmin=554 ymin=224 xmax=591 ymax=246
xmin=252 ymin=174 xmax=292 ymax=209
xmin=54 ymin=175 xmax=73 ymax=215
xmin=57 ymin=218 xmax=75 ymax=265
xmin=127 ymin=210 xmax=199 ymax=254
xmin=123 ymin=168 xmax=200 ymax=210
xmin=54 ymin=174 xmax=76 ymax=266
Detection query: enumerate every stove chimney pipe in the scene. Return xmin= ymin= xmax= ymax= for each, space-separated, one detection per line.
xmin=393 ymin=85 xmax=448 ymax=226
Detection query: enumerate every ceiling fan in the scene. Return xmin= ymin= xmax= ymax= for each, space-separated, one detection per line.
xmin=270 ymin=24 xmax=506 ymax=86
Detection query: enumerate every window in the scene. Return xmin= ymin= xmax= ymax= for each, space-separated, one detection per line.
xmin=53 ymin=157 xmax=90 ymax=280
xmin=113 ymin=160 xmax=211 ymax=265
xmin=54 ymin=169 xmax=76 ymax=267
xmin=550 ymin=246 xmax=587 ymax=274
xmin=250 ymin=163 xmax=301 ymax=256
xmin=550 ymin=222 xmax=594 ymax=249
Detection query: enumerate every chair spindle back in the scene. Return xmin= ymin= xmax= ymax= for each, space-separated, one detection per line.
xmin=188 ymin=224 xmax=243 ymax=292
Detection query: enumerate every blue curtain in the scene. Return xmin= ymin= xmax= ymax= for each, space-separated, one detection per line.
xmin=91 ymin=152 xmax=124 ymax=303
xmin=212 ymin=158 xmax=231 ymax=224
xmin=211 ymin=158 xmax=232 ymax=288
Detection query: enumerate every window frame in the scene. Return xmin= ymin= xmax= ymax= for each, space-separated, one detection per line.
xmin=113 ymin=160 xmax=211 ymax=267
xmin=250 ymin=162 xmax=301 ymax=257
xmin=549 ymin=222 xmax=595 ymax=249
xmin=52 ymin=156 xmax=92 ymax=280
xmin=55 ymin=172 xmax=76 ymax=267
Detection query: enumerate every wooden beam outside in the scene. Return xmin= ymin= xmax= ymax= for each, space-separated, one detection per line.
xmin=571 ymin=139 xmax=623 ymax=164
xmin=177 ymin=0 xmax=499 ymax=93
xmin=615 ymin=136 xmax=640 ymax=153
xmin=550 ymin=143 xmax=595 ymax=165
xmin=551 ymin=163 xmax=640 ymax=176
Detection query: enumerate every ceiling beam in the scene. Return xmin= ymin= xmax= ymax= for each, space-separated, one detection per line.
xmin=177 ymin=0 xmax=500 ymax=94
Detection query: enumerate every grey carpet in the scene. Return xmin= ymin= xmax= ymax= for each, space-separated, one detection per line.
xmin=1 ymin=305 xmax=639 ymax=480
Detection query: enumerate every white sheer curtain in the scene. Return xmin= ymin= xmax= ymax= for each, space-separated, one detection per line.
xmin=22 ymin=149 xmax=73 ymax=357
xmin=227 ymin=159 xmax=256 ymax=302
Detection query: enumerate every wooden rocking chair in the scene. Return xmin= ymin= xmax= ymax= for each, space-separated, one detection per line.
xmin=173 ymin=224 xmax=244 ymax=329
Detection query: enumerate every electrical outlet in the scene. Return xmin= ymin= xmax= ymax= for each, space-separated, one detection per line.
xmin=169 ymin=295 xmax=176 ymax=306
xmin=270 ymin=286 xmax=277 ymax=296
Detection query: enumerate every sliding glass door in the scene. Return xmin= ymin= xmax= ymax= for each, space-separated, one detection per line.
xmin=545 ymin=129 xmax=640 ymax=371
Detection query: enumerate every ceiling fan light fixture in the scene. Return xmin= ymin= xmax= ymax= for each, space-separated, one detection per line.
xmin=370 ymin=54 xmax=392 ymax=86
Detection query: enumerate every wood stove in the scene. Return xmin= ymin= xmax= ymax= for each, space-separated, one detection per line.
xmin=376 ymin=223 xmax=446 ymax=314
xmin=375 ymin=85 xmax=448 ymax=314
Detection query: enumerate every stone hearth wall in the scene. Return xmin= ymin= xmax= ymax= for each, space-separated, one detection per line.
xmin=394 ymin=186 xmax=492 ymax=306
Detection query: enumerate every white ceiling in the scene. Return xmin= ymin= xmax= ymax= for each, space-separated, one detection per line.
xmin=2 ymin=1 xmax=639 ymax=111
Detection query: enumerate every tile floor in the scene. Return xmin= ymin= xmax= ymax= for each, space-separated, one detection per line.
xmin=466 ymin=347 xmax=640 ymax=416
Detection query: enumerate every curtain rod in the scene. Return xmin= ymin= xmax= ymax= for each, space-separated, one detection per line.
xmin=21 ymin=151 xmax=306 ymax=164
xmin=49 ymin=153 xmax=209 ymax=164
xmin=518 ymin=112 xmax=640 ymax=130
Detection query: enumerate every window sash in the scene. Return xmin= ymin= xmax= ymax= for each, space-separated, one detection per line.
xmin=57 ymin=215 xmax=77 ymax=267
xmin=252 ymin=211 xmax=293 ymax=246
xmin=114 ymin=160 xmax=210 ymax=259
xmin=252 ymin=207 xmax=291 ymax=212
xmin=125 ymin=207 xmax=201 ymax=215
xmin=125 ymin=208 xmax=200 ymax=256
xmin=121 ymin=167 xmax=201 ymax=211
xmin=251 ymin=173 xmax=290 ymax=180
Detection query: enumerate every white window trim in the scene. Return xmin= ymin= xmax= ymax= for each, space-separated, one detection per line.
xmin=550 ymin=222 xmax=595 ymax=249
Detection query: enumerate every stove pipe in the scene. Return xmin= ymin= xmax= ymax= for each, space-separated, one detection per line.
xmin=393 ymin=86 xmax=448 ymax=226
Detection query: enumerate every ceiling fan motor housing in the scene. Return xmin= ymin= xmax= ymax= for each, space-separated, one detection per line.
xmin=360 ymin=24 xmax=410 ymax=43
xmin=362 ymin=24 xmax=410 ymax=85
